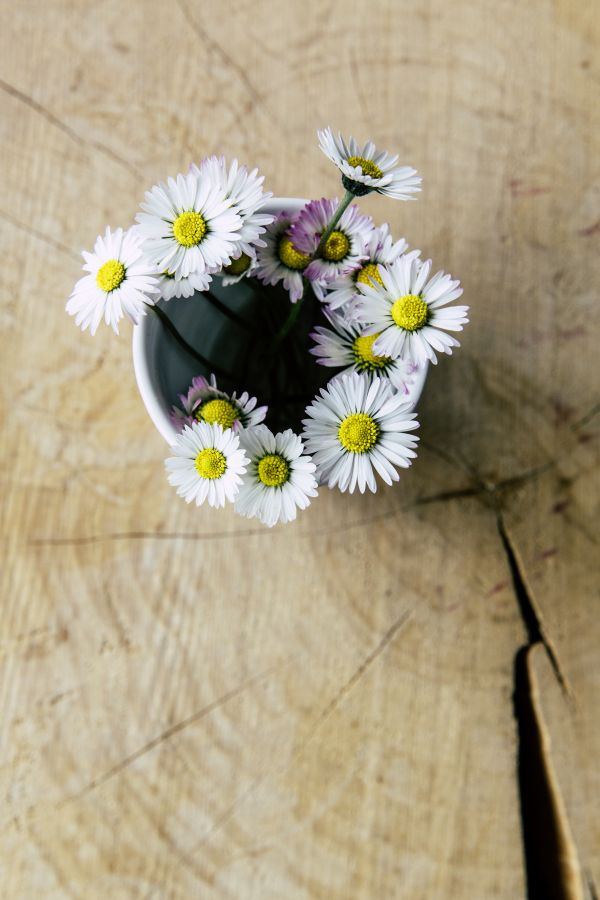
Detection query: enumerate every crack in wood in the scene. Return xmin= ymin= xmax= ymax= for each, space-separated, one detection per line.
xmin=587 ymin=873 xmax=599 ymax=900
xmin=497 ymin=513 xmax=570 ymax=696
xmin=0 ymin=208 xmax=80 ymax=260
xmin=25 ymin=463 xmax=549 ymax=548
xmin=512 ymin=646 xmax=584 ymax=900
xmin=174 ymin=0 xmax=283 ymax=133
xmin=570 ymin=402 xmax=600 ymax=432
xmin=294 ymin=609 xmax=412 ymax=750
xmin=0 ymin=76 xmax=144 ymax=179
xmin=65 ymin=662 xmax=286 ymax=804
xmin=496 ymin=513 xmax=586 ymax=899
xmin=179 ymin=609 xmax=411 ymax=864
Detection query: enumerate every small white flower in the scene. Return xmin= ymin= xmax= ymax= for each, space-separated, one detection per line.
xmin=255 ymin=211 xmax=309 ymax=304
xmin=220 ymin=251 xmax=258 ymax=286
xmin=136 ymin=171 xmax=242 ymax=279
xmin=310 ymin=308 xmax=418 ymax=395
xmin=235 ymin=425 xmax=318 ymax=527
xmin=165 ymin=421 xmax=248 ymax=508
xmin=302 ymin=372 xmax=419 ymax=493
xmin=354 ymin=255 xmax=469 ymax=365
xmin=158 ymin=270 xmax=213 ymax=301
xmin=318 ymin=127 xmax=421 ymax=200
xmin=170 ymin=374 xmax=267 ymax=433
xmin=66 ymin=226 xmax=159 ymax=335
xmin=324 ymin=223 xmax=417 ymax=312
xmin=192 ymin=156 xmax=274 ymax=258
xmin=288 ymin=197 xmax=373 ymax=293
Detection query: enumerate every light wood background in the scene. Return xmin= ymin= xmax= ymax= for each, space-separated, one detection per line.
xmin=1 ymin=1 xmax=598 ymax=897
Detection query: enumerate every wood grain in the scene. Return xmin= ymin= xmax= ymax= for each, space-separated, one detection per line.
xmin=0 ymin=0 xmax=598 ymax=897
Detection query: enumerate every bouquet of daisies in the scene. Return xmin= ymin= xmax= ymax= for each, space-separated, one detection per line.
xmin=67 ymin=129 xmax=469 ymax=527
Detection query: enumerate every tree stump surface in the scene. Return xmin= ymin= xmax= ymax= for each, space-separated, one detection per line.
xmin=0 ymin=1 xmax=598 ymax=897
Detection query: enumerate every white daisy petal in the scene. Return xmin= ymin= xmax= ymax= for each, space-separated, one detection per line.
xmin=235 ymin=425 xmax=318 ymax=527
xmin=157 ymin=269 xmax=213 ymax=301
xmin=165 ymin=421 xmax=248 ymax=508
xmin=135 ymin=169 xmax=243 ymax=279
xmin=302 ymin=372 xmax=419 ymax=493
xmin=319 ymin=221 xmax=419 ymax=314
xmin=309 ymin=307 xmax=419 ymax=395
xmin=191 ymin=156 xmax=274 ymax=260
xmin=289 ymin=197 xmax=374 ymax=289
xmin=66 ymin=226 xmax=159 ymax=336
xmin=317 ymin=127 xmax=422 ymax=201
xmin=255 ymin=211 xmax=309 ymax=304
xmin=354 ymin=254 xmax=468 ymax=364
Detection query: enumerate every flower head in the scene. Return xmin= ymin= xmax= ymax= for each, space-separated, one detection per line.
xmin=354 ymin=255 xmax=469 ymax=365
xmin=170 ymin=374 xmax=267 ymax=433
xmin=158 ymin=269 xmax=213 ymax=301
xmin=255 ymin=211 xmax=309 ymax=304
xmin=289 ymin=197 xmax=373 ymax=294
xmin=302 ymin=372 xmax=419 ymax=493
xmin=191 ymin=156 xmax=274 ymax=258
xmin=310 ymin=308 xmax=419 ymax=396
xmin=66 ymin=227 xmax=160 ymax=335
xmin=324 ymin=223 xmax=417 ymax=312
xmin=318 ymin=127 xmax=421 ymax=199
xmin=136 ymin=171 xmax=242 ymax=278
xmin=165 ymin=421 xmax=248 ymax=508
xmin=220 ymin=251 xmax=258 ymax=286
xmin=235 ymin=425 xmax=318 ymax=527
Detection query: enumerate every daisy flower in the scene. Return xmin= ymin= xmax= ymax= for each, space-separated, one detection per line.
xmin=318 ymin=127 xmax=421 ymax=200
xmin=66 ymin=226 xmax=159 ymax=335
xmin=255 ymin=211 xmax=310 ymax=304
xmin=165 ymin=421 xmax=248 ymax=508
xmin=157 ymin=269 xmax=213 ymax=301
xmin=324 ymin=223 xmax=417 ymax=312
xmin=220 ymin=251 xmax=258 ymax=286
xmin=310 ymin=308 xmax=419 ymax=395
xmin=354 ymin=255 xmax=469 ymax=365
xmin=170 ymin=374 xmax=267 ymax=433
xmin=235 ymin=426 xmax=318 ymax=527
xmin=192 ymin=156 xmax=274 ymax=258
xmin=289 ymin=197 xmax=373 ymax=295
xmin=302 ymin=372 xmax=419 ymax=493
xmin=135 ymin=170 xmax=242 ymax=279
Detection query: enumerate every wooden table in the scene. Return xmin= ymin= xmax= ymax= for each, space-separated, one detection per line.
xmin=1 ymin=1 xmax=598 ymax=897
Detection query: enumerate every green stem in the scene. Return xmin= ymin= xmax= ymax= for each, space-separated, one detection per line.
xmin=149 ymin=305 xmax=230 ymax=379
xmin=314 ymin=190 xmax=355 ymax=259
xmin=204 ymin=290 xmax=253 ymax=330
xmin=272 ymin=295 xmax=304 ymax=347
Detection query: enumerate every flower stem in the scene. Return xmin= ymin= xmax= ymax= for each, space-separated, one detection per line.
xmin=149 ymin=304 xmax=229 ymax=379
xmin=204 ymin=290 xmax=253 ymax=330
xmin=272 ymin=296 xmax=304 ymax=346
xmin=314 ymin=190 xmax=355 ymax=259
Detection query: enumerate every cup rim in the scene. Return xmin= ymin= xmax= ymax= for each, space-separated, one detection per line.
xmin=132 ymin=197 xmax=429 ymax=445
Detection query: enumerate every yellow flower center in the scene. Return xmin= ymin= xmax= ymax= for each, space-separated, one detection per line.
xmin=356 ymin=262 xmax=384 ymax=288
xmin=347 ymin=155 xmax=383 ymax=179
xmin=224 ymin=253 xmax=252 ymax=276
xmin=278 ymin=236 xmax=311 ymax=271
xmin=257 ymin=453 xmax=290 ymax=487
xmin=194 ymin=447 xmax=227 ymax=480
xmin=391 ymin=294 xmax=429 ymax=331
xmin=173 ymin=211 xmax=207 ymax=247
xmin=322 ymin=230 xmax=350 ymax=262
xmin=352 ymin=333 xmax=390 ymax=372
xmin=338 ymin=412 xmax=379 ymax=454
xmin=96 ymin=259 xmax=126 ymax=292
xmin=196 ymin=398 xmax=239 ymax=429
